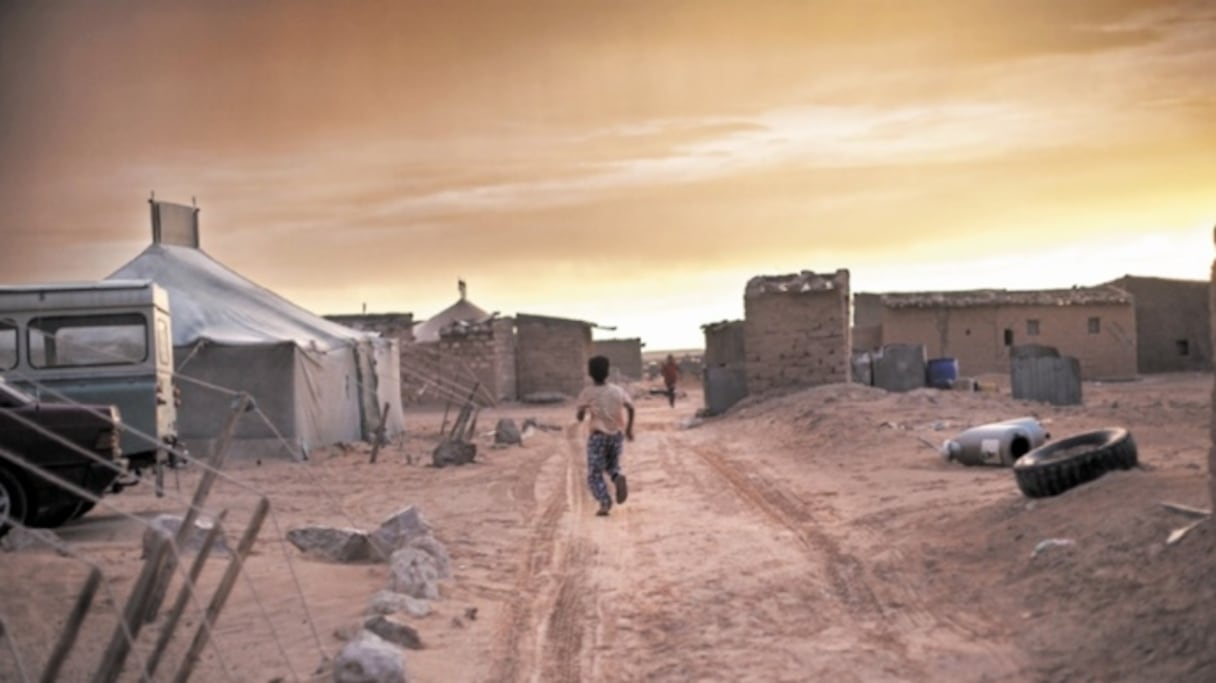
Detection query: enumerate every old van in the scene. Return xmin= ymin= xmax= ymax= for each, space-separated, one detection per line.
xmin=0 ymin=280 xmax=180 ymax=487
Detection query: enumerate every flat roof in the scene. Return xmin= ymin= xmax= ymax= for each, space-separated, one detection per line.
xmin=880 ymin=285 xmax=1132 ymax=309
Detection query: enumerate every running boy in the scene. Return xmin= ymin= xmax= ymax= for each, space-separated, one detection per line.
xmin=576 ymin=355 xmax=635 ymax=517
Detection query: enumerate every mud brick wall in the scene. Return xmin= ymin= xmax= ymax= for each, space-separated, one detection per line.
xmin=593 ymin=338 xmax=644 ymax=380
xmin=881 ymin=302 xmax=1136 ymax=379
xmin=703 ymin=320 xmax=748 ymax=414
xmin=492 ymin=318 xmax=517 ymax=400
xmin=438 ymin=322 xmax=516 ymax=403
xmin=398 ymin=342 xmax=447 ymax=405
xmin=1113 ymin=276 xmax=1212 ymax=373
xmin=743 ymin=270 xmax=851 ymax=394
xmin=853 ymin=293 xmax=884 ymax=328
xmin=515 ymin=314 xmax=592 ymax=398
xmin=851 ymin=324 xmax=882 ymax=352
xmin=704 ymin=320 xmax=746 ymax=369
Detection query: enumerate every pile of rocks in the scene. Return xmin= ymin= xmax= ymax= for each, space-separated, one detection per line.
xmin=287 ymin=506 xmax=451 ymax=683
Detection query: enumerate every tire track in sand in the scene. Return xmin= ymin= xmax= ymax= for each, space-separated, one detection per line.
xmin=688 ymin=436 xmax=886 ymax=616
xmin=489 ymin=424 xmax=596 ymax=683
xmin=686 ymin=431 xmax=1019 ymax=675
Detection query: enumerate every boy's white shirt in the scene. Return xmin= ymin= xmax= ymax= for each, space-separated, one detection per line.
xmin=576 ymin=383 xmax=632 ymax=435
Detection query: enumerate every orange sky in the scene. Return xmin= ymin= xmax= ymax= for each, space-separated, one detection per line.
xmin=2 ymin=1 xmax=1214 ymax=349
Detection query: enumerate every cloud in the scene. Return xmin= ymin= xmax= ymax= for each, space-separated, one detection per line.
xmin=0 ymin=0 xmax=1213 ymax=351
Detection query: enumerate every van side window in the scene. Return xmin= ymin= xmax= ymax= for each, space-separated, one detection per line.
xmin=28 ymin=313 xmax=148 ymax=368
xmin=0 ymin=319 xmax=16 ymax=370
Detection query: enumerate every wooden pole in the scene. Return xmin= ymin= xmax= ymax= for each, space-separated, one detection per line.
xmin=1158 ymin=501 xmax=1211 ymax=519
xmin=171 ymin=497 xmax=270 ymax=683
xmin=465 ymin=407 xmax=480 ymax=442
xmin=439 ymin=399 xmax=453 ymax=437
xmin=93 ymin=394 xmax=251 ymax=683
xmin=92 ymin=533 xmax=171 ymax=683
xmin=368 ymin=402 xmax=391 ymax=464
xmin=144 ymin=393 xmax=251 ymax=624
xmin=143 ymin=509 xmax=229 ymax=679
xmin=448 ymin=382 xmax=480 ymax=440
xmin=40 ymin=567 xmax=102 ymax=683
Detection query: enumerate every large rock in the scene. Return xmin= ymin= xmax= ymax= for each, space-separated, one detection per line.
xmin=431 ymin=440 xmax=476 ymax=468
xmin=287 ymin=526 xmax=374 ymax=563
xmin=0 ymin=527 xmax=63 ymax=553
xmin=363 ymin=615 xmax=424 ymax=650
xmin=333 ymin=631 xmax=408 ymax=683
xmin=406 ymin=534 xmax=451 ymax=578
xmin=494 ymin=419 xmax=521 ymax=446
xmin=367 ymin=590 xmax=432 ymax=619
xmin=367 ymin=507 xmax=452 ymax=576
xmin=142 ymin=514 xmax=230 ymax=559
xmin=369 ymin=506 xmax=431 ymax=558
xmin=388 ymin=547 xmax=443 ymax=600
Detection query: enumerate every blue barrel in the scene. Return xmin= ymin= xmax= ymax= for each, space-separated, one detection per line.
xmin=926 ymin=357 xmax=959 ymax=389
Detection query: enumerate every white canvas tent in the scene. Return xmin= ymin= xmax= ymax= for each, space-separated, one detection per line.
xmin=108 ymin=205 xmax=405 ymax=459
xmin=412 ymin=280 xmax=490 ymax=342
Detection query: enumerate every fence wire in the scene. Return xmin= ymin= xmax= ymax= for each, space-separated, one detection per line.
xmin=0 ymin=386 xmax=330 ymax=680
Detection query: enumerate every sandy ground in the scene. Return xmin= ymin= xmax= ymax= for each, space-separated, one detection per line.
xmin=1 ymin=373 xmax=1215 ymax=682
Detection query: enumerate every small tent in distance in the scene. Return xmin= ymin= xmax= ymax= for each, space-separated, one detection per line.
xmin=109 ymin=199 xmax=405 ymax=460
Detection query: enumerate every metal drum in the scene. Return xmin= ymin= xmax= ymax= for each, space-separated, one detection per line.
xmin=941 ymin=417 xmax=1050 ymax=467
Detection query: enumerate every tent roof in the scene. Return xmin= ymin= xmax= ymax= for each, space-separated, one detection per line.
xmin=108 ymin=244 xmax=370 ymax=349
xmin=413 ymin=298 xmax=490 ymax=342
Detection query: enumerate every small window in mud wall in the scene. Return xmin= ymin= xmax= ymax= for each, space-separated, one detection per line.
xmin=28 ymin=313 xmax=148 ymax=368
xmin=0 ymin=319 xmax=16 ymax=370
xmin=1177 ymin=339 xmax=1190 ymax=356
xmin=1026 ymin=319 xmax=1040 ymax=336
xmin=1003 ymin=328 xmax=1013 ymax=346
xmin=1087 ymin=317 xmax=1100 ymax=334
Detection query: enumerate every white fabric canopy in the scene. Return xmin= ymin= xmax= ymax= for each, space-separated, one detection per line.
xmin=112 ymin=244 xmax=371 ymax=349
xmin=108 ymin=244 xmax=405 ymax=459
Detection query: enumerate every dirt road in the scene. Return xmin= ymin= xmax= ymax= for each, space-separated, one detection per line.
xmin=2 ymin=375 xmax=1214 ymax=682
xmin=478 ymin=394 xmax=1027 ymax=683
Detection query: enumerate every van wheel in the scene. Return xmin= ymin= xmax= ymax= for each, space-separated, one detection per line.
xmin=1013 ymin=428 xmax=1137 ymax=498
xmin=32 ymin=500 xmax=82 ymax=528
xmin=0 ymin=467 xmax=30 ymax=538
xmin=70 ymin=500 xmax=96 ymax=521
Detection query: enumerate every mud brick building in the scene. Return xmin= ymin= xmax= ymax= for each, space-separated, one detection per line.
xmin=334 ymin=283 xmax=609 ymax=405
xmin=702 ymin=319 xmax=748 ymax=414
xmin=851 ymin=292 xmax=883 ymax=351
xmin=435 ymin=317 xmax=517 ymax=402
xmin=704 ymin=320 xmax=746 ymax=369
xmin=593 ymin=338 xmax=644 ymax=380
xmin=515 ymin=313 xmax=594 ymax=399
xmin=879 ymin=286 xmax=1137 ymax=379
xmin=743 ymin=269 xmax=851 ymax=394
xmin=1109 ymin=275 xmax=1211 ymax=373
xmin=412 ymin=282 xmax=491 ymax=343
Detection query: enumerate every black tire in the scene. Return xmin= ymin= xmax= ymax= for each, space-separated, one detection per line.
xmin=70 ymin=499 xmax=96 ymax=521
xmin=0 ymin=467 xmax=30 ymax=538
xmin=1013 ymin=428 xmax=1138 ymax=498
xmin=32 ymin=501 xmax=80 ymax=529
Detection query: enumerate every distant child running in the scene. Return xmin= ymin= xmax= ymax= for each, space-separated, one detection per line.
xmin=576 ymin=355 xmax=635 ymax=517
xmin=659 ymin=354 xmax=680 ymax=408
